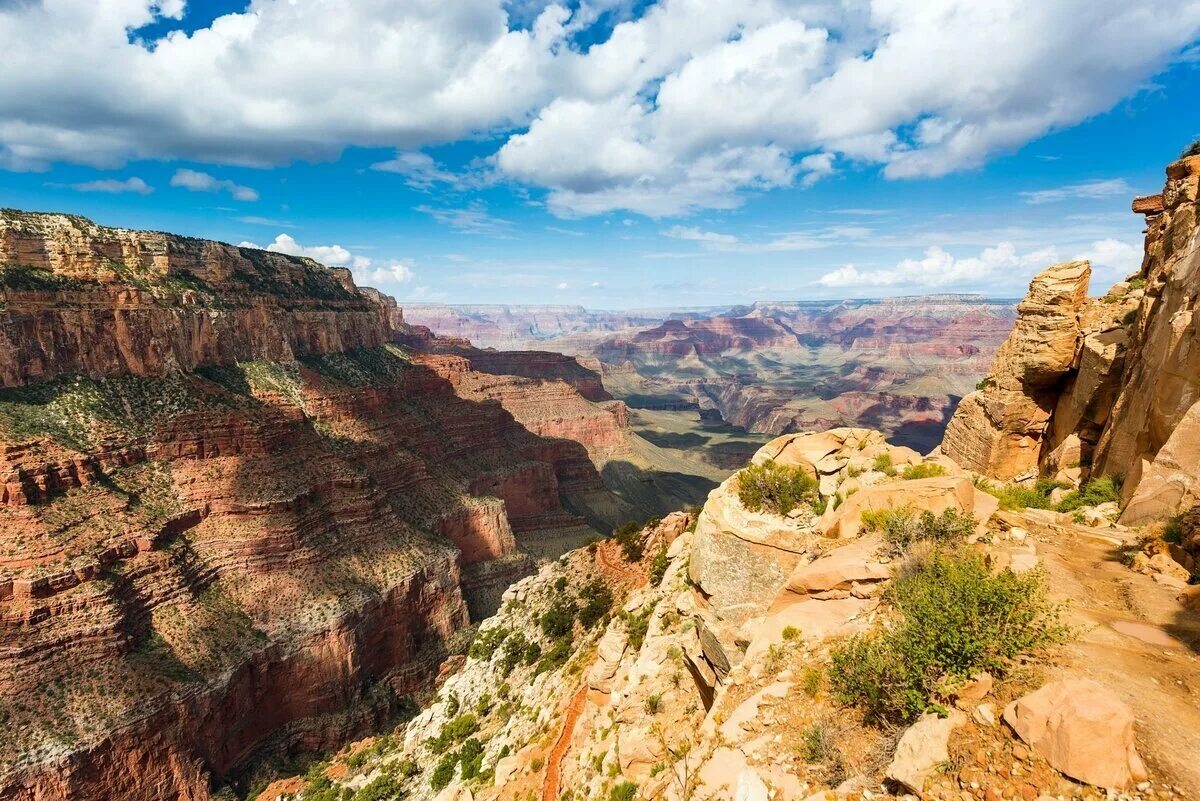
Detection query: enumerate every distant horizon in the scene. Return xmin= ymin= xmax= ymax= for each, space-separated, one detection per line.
xmin=2 ymin=1 xmax=1197 ymax=307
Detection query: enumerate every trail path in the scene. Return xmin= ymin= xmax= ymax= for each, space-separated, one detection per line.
xmin=1021 ymin=512 xmax=1200 ymax=795
xmin=542 ymin=684 xmax=589 ymax=801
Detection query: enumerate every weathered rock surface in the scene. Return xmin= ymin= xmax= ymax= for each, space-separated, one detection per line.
xmin=943 ymin=156 xmax=1200 ymax=523
xmin=1003 ymin=679 xmax=1147 ymax=790
xmin=941 ymin=261 xmax=1091 ymax=480
xmin=886 ymin=709 xmax=967 ymax=793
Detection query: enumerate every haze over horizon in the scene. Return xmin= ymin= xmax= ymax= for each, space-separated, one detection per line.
xmin=3 ymin=0 xmax=1200 ymax=308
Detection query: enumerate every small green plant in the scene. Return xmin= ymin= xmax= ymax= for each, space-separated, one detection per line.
xmin=1128 ymin=277 xmax=1146 ymax=291
xmin=981 ymin=478 xmax=1059 ymax=511
xmin=829 ymin=548 xmax=1065 ymax=724
xmin=613 ymin=520 xmax=646 ymax=561
xmin=782 ymin=625 xmax=801 ymax=641
xmin=800 ymin=665 xmax=823 ymax=697
xmin=623 ymin=608 xmax=652 ymax=650
xmin=873 ymin=453 xmax=897 ymax=476
xmin=354 ymin=775 xmax=402 ymax=801
xmin=541 ymin=598 xmax=578 ymax=638
xmin=900 ymin=462 xmax=947 ymax=480
xmin=737 ymin=459 xmax=818 ymax=515
xmin=861 ymin=507 xmax=975 ymax=551
xmin=609 ymin=781 xmax=638 ymax=801
xmin=1162 ymin=515 xmax=1185 ymax=545
xmin=1122 ymin=308 xmax=1138 ymax=326
xmin=577 ymin=579 xmax=614 ymax=629
xmin=645 ymin=693 xmax=663 ymax=714
xmin=431 ymin=751 xmax=458 ymax=791
xmin=648 ymin=546 xmax=669 ymax=585
xmin=1055 ymin=475 xmax=1122 ymax=512
xmin=800 ymin=721 xmax=836 ymax=763
xmin=1182 ymin=138 xmax=1200 ymax=158
xmin=975 ymin=377 xmax=993 ymax=391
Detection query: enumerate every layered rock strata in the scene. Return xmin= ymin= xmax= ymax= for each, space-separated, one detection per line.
xmin=0 ymin=210 xmax=639 ymax=800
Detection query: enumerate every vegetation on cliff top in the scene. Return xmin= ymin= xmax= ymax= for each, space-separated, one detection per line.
xmin=736 ymin=458 xmax=818 ymax=515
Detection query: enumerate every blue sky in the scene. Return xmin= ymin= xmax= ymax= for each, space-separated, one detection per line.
xmin=2 ymin=1 xmax=1199 ymax=308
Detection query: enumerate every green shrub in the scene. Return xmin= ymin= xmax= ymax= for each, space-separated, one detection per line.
xmin=981 ymin=478 xmax=1058 ymax=511
xmin=354 ymin=775 xmax=402 ymax=801
xmin=430 ymin=714 xmax=478 ymax=750
xmin=536 ymin=638 xmax=572 ymax=674
xmin=540 ymin=598 xmax=578 ymax=638
xmin=872 ymin=453 xmax=897 ymax=476
xmin=469 ymin=626 xmax=509 ymax=661
xmin=829 ymin=548 xmax=1064 ymax=723
xmin=623 ymin=608 xmax=651 ymax=650
xmin=609 ymin=781 xmax=638 ymax=801
xmin=975 ymin=377 xmax=993 ymax=391
xmin=900 ymin=462 xmax=947 ymax=480
xmin=577 ymin=579 xmax=614 ymax=629
xmin=431 ymin=752 xmax=458 ymax=791
xmin=644 ymin=693 xmax=663 ymax=714
xmin=1128 ymin=277 xmax=1146 ymax=291
xmin=1055 ymin=475 xmax=1122 ymax=512
xmin=1182 ymin=139 xmax=1200 ymax=158
xmin=459 ymin=738 xmax=485 ymax=781
xmin=1162 ymin=515 xmax=1185 ymax=545
xmin=737 ymin=459 xmax=818 ymax=515
xmin=861 ymin=507 xmax=975 ymax=552
xmin=648 ymin=546 xmax=669 ymax=585
xmin=613 ymin=520 xmax=645 ymax=561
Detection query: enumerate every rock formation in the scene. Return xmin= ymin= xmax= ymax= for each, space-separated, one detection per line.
xmin=942 ymin=155 xmax=1200 ymax=524
xmin=0 ymin=210 xmax=658 ymax=800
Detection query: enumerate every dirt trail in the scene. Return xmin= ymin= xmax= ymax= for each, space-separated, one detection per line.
xmin=595 ymin=540 xmax=642 ymax=581
xmin=542 ymin=684 xmax=589 ymax=801
xmin=1021 ymin=512 xmax=1200 ymax=795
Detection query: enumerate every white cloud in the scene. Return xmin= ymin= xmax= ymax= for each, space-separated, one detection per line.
xmin=70 ymin=176 xmax=152 ymax=195
xmin=663 ymin=225 xmax=739 ymax=246
xmin=556 ymin=281 xmax=569 ymax=289
xmin=1 ymin=1 xmax=1197 ymax=216
xmin=239 ymin=233 xmax=414 ymax=287
xmin=815 ymin=243 xmax=1061 ymax=289
xmin=1020 ymin=178 xmax=1134 ymax=204
xmin=415 ymin=203 xmax=513 ymax=235
xmin=170 ymin=169 xmax=258 ymax=201
xmin=1074 ymin=237 xmax=1142 ymax=282
xmin=370 ymin=151 xmax=458 ymax=189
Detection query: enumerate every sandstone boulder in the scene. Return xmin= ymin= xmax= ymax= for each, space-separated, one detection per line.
xmin=784 ymin=536 xmax=891 ymax=594
xmin=886 ymin=709 xmax=967 ymax=793
xmin=1003 ymin=679 xmax=1146 ymax=789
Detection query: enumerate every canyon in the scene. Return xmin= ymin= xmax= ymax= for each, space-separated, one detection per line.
xmin=0 ymin=210 xmax=715 ymax=799
xmin=405 ymin=296 xmax=1017 ymax=455
xmin=4 ymin=153 xmax=1200 ymax=801
xmin=250 ymin=155 xmax=1200 ymax=801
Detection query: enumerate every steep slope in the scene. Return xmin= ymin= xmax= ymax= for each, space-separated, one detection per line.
xmin=0 ymin=211 xmax=670 ymax=800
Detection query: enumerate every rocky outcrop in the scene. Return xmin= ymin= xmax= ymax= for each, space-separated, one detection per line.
xmin=0 ymin=210 xmax=394 ymax=387
xmin=942 ymin=155 xmax=1200 ymax=525
xmin=940 ymin=261 xmax=1091 ymax=480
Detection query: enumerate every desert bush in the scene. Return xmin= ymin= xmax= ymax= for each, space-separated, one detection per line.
xmin=613 ymin=520 xmax=645 ymax=561
xmin=623 ymin=608 xmax=652 ymax=650
xmin=648 ymin=546 xmax=670 ymax=585
xmin=459 ymin=738 xmax=485 ymax=781
xmin=981 ymin=478 xmax=1059 ymax=511
xmin=540 ymin=598 xmax=578 ymax=638
xmin=737 ymin=459 xmax=818 ymax=515
xmin=860 ymin=507 xmax=973 ymax=551
xmin=610 ymin=781 xmax=638 ymax=801
xmin=900 ymin=462 xmax=947 ymax=480
xmin=431 ymin=751 xmax=458 ymax=791
xmin=829 ymin=548 xmax=1064 ymax=724
xmin=644 ymin=693 xmax=663 ymax=714
xmin=354 ymin=775 xmax=402 ymax=801
xmin=536 ymin=638 xmax=572 ymax=674
xmin=873 ymin=453 xmax=897 ymax=476
xmin=577 ymin=579 xmax=614 ymax=629
xmin=1182 ymin=138 xmax=1200 ymax=158
xmin=469 ymin=626 xmax=509 ymax=661
xmin=1055 ymin=475 xmax=1122 ymax=512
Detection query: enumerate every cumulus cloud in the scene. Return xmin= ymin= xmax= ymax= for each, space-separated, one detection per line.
xmin=170 ymin=169 xmax=258 ymax=201
xmin=1020 ymin=178 xmax=1134 ymax=204
xmin=70 ymin=176 xmax=152 ymax=195
xmin=1074 ymin=237 xmax=1142 ymax=281
xmin=239 ymin=233 xmax=414 ymax=286
xmin=1 ymin=1 xmax=1198 ymax=215
xmin=815 ymin=243 xmax=1061 ymax=289
xmin=662 ymin=225 xmax=739 ymax=246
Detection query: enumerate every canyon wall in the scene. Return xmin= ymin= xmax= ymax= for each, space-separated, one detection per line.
xmin=942 ymin=155 xmax=1200 ymax=524
xmin=0 ymin=211 xmax=637 ymax=800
